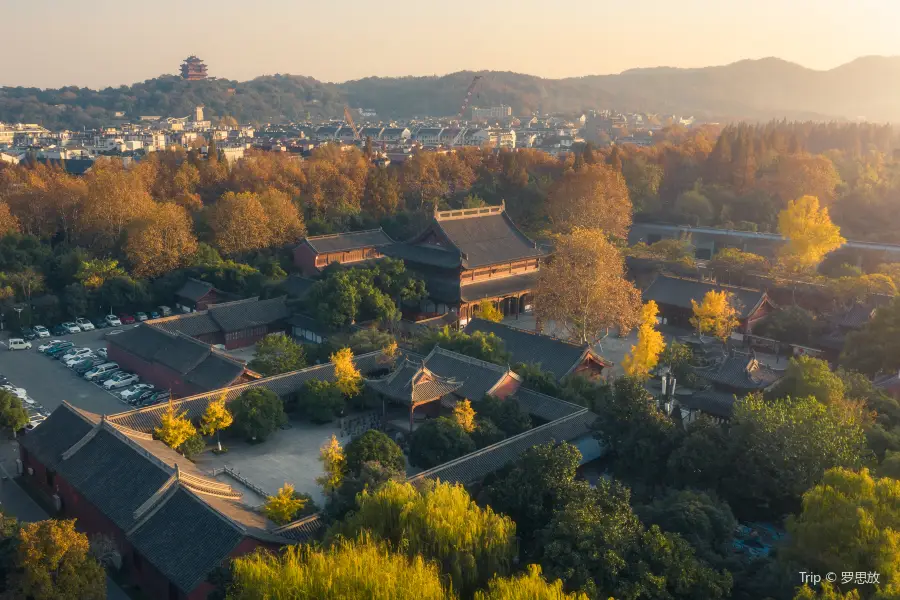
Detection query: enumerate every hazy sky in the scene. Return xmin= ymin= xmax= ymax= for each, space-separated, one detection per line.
xmin=5 ymin=0 xmax=900 ymax=89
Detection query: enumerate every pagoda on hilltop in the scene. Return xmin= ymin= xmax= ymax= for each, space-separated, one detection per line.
xmin=180 ymin=55 xmax=208 ymax=81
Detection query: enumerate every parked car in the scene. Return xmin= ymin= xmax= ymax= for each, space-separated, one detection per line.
xmin=95 ymin=369 xmax=123 ymax=384
xmin=32 ymin=325 xmax=50 ymax=338
xmin=0 ymin=374 xmax=8 ymax=386
xmin=38 ymin=340 xmax=64 ymax=353
xmin=149 ymin=310 xmax=161 ymax=320
xmin=75 ymin=317 xmax=95 ymax=331
xmin=1 ymin=385 xmax=28 ymax=401
xmin=65 ymin=353 xmax=96 ymax=368
xmin=84 ymin=363 xmax=119 ymax=381
xmin=118 ymin=314 xmax=135 ymax=325
xmin=135 ymin=312 xmax=148 ymax=322
xmin=92 ymin=317 xmax=108 ymax=329
xmin=129 ymin=389 xmax=159 ymax=405
xmin=96 ymin=348 xmax=108 ymax=360
xmin=59 ymin=347 xmax=92 ymax=362
xmin=104 ymin=314 xmax=122 ymax=327
xmin=136 ymin=392 xmax=168 ymax=407
xmin=119 ymin=383 xmax=154 ymax=401
xmin=73 ymin=359 xmax=101 ymax=375
xmin=8 ymin=338 xmax=32 ymax=351
xmin=19 ymin=327 xmax=37 ymax=341
xmin=104 ymin=372 xmax=139 ymax=390
xmin=50 ymin=324 xmax=69 ymax=336
xmin=45 ymin=342 xmax=75 ymax=356
xmin=60 ymin=322 xmax=81 ymax=334
xmin=158 ymin=305 xmax=172 ymax=317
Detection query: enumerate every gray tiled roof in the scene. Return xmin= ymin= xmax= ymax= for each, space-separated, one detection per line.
xmin=272 ymin=514 xmax=326 ymax=543
xmin=208 ymin=297 xmax=290 ymax=333
xmin=367 ymin=359 xmax=463 ymax=406
xmin=304 ymin=228 xmax=394 ymax=254
xmin=459 ymin=272 xmax=539 ymax=303
xmin=129 ymin=487 xmax=245 ymax=593
xmin=176 ymin=278 xmax=215 ymax=302
xmin=151 ymin=312 xmax=220 ymax=337
xmin=512 ymin=388 xmax=586 ymax=421
xmin=287 ymin=314 xmax=329 ymax=336
xmin=435 ymin=208 xmax=545 ymax=268
xmin=693 ymin=351 xmax=783 ymax=392
xmin=421 ymin=346 xmax=513 ymax=401
xmin=643 ymin=275 xmax=768 ymax=319
xmin=679 ymin=390 xmax=737 ymax=419
xmin=836 ymin=302 xmax=876 ymax=330
xmin=107 ymin=325 xmax=245 ymax=391
xmin=382 ymin=243 xmax=462 ymax=269
xmin=20 ymin=404 xmax=94 ymax=470
xmin=108 ymin=351 xmax=389 ymax=433
xmin=464 ymin=319 xmax=597 ymax=380
xmin=281 ymin=275 xmax=317 ymax=300
xmin=409 ymin=410 xmax=598 ymax=486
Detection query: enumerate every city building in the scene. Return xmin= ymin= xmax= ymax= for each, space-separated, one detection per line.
xmin=181 ymin=56 xmax=208 ymax=81
xmin=471 ymin=105 xmax=513 ymax=120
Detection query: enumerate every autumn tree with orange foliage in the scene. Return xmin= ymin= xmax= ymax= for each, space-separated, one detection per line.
xmin=205 ymin=191 xmax=271 ymax=255
xmin=124 ymin=202 xmax=199 ymax=277
xmin=547 ymin=163 xmax=632 ymax=239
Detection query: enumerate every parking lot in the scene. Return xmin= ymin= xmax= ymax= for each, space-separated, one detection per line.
xmin=0 ymin=327 xmax=138 ymax=417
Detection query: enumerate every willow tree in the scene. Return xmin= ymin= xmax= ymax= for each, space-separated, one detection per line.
xmin=622 ymin=301 xmax=665 ymax=379
xmin=330 ymin=480 xmax=516 ymax=596
xmin=535 ymin=228 xmax=641 ymax=344
xmin=475 ymin=564 xmax=591 ymax=600
xmin=777 ymin=195 xmax=845 ymax=272
xmin=229 ymin=536 xmax=450 ymax=600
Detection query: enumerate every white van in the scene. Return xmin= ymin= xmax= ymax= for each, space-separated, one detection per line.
xmin=8 ymin=338 xmax=32 ymax=351
xmin=84 ymin=362 xmax=119 ymax=381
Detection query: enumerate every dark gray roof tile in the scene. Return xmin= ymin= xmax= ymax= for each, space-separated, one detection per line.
xmin=434 ymin=207 xmax=545 ymax=268
xmin=512 ymin=388 xmax=586 ymax=421
xmin=304 ymin=229 xmax=393 ymax=254
xmin=208 ymin=297 xmax=290 ymax=333
xmin=643 ymin=275 xmax=768 ymax=319
xmin=20 ymin=404 xmax=94 ymax=470
xmin=176 ymin=279 xmax=216 ymax=302
xmin=151 ymin=312 xmax=220 ymax=337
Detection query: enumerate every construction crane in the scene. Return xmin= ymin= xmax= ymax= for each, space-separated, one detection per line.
xmin=343 ymin=105 xmax=360 ymax=140
xmin=457 ymin=75 xmax=483 ymax=121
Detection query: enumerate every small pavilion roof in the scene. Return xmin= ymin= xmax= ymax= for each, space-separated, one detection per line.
xmin=367 ymin=358 xmax=463 ymax=406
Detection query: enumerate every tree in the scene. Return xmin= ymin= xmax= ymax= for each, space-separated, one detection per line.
xmin=362 ymin=167 xmax=401 ymax=218
xmin=229 ymin=537 xmax=448 ymax=600
xmin=453 ymin=399 xmax=477 ymax=433
xmin=756 ymin=305 xmax=823 ymax=346
xmin=471 ymin=417 xmax=506 ymax=448
xmin=123 ymin=202 xmax=198 ymax=278
xmin=794 ymin=583 xmax=862 ymax=600
xmin=725 ymin=394 xmax=866 ymax=519
xmin=471 ymin=395 xmax=532 ymax=437
xmin=409 ymin=417 xmax=475 ymax=469
xmin=415 ymin=327 xmax=510 ymax=365
xmin=331 ymin=347 xmax=362 ymax=399
xmin=247 ymin=333 xmax=306 ymax=377
xmin=0 ymin=390 xmax=29 ymax=433
xmin=535 ymin=228 xmax=641 ymax=344
xmin=674 ymin=187 xmax=715 ymax=225
xmin=783 ymin=468 xmax=900 ymax=598
xmin=538 ymin=478 xmax=732 ymax=600
xmin=690 ymin=290 xmax=740 ymax=340
xmin=842 ymin=298 xmax=900 ymax=376
xmin=328 ymin=461 xmax=405 ymax=522
xmin=179 ymin=433 xmax=205 ymax=459
xmin=760 ymin=153 xmax=842 ymax=206
xmin=709 ymin=247 xmax=770 ymax=285
xmin=476 ymin=299 xmax=504 ymax=323
xmin=263 ymin=483 xmax=309 ymax=525
xmin=0 ymin=202 xmax=20 ymax=236
xmin=154 ymin=400 xmax=197 ymax=451
xmin=636 ymin=489 xmax=738 ymax=561
xmin=546 ymin=164 xmax=632 ymax=239
xmin=777 ymin=195 xmax=845 ymax=272
xmin=200 ymin=395 xmax=233 ymax=452
xmin=298 ymin=380 xmax=345 ymax=423
xmin=621 ymin=301 xmax=665 ymax=379
xmin=484 ymin=442 xmax=583 ymax=547
xmin=475 ymin=564 xmax=591 ymax=600
xmin=231 ymin=388 xmax=286 ymax=442
xmin=13 ymin=519 xmax=105 ymax=600
xmin=769 ymin=356 xmax=845 ymax=406
xmin=316 ymin=434 xmax=346 ymax=499
xmin=258 ymin=190 xmax=305 ymax=247
xmin=331 ymin=480 xmax=516 ymax=596
xmin=344 ymin=430 xmax=405 ymax=475
xmin=8 ymin=267 xmax=44 ymax=301
xmin=75 ymin=258 xmax=125 ymax=290
xmin=205 ymin=191 xmax=271 ymax=255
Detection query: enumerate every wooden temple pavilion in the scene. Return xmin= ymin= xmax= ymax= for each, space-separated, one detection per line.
xmin=367 ymin=358 xmax=464 ymax=431
xmin=384 ymin=202 xmax=546 ymax=325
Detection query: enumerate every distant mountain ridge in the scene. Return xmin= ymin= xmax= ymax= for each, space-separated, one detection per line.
xmin=2 ymin=57 xmax=900 ymax=128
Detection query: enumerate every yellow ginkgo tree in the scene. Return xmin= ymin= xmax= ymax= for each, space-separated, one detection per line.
xmin=777 ymin=195 xmax=845 ymax=272
xmin=621 ymin=301 xmax=665 ymax=379
xmin=200 ymin=394 xmax=234 ymax=452
xmin=155 ymin=400 xmax=196 ymax=451
xmin=690 ymin=290 xmax=740 ymax=341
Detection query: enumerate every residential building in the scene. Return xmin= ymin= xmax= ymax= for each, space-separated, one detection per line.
xmin=314 ymin=126 xmax=341 ymax=141
xmin=380 ymin=127 xmax=411 ymax=143
xmin=293 ymin=228 xmax=395 ymax=276
xmin=150 ymin=297 xmax=291 ymax=350
xmin=471 ymin=105 xmax=512 ymax=120
xmin=642 ymin=275 xmax=775 ymax=334
xmin=413 ymin=128 xmax=444 ymax=146
xmin=466 ymin=128 xmax=516 ymax=149
xmin=463 ymin=318 xmax=611 ymax=380
xmin=106 ymin=325 xmax=249 ymax=397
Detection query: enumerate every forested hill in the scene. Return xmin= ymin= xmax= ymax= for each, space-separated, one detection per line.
xmin=3 ymin=56 xmax=900 ymax=128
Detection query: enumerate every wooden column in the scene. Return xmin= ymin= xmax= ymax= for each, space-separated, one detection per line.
xmin=409 ymin=404 xmax=414 ymax=433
